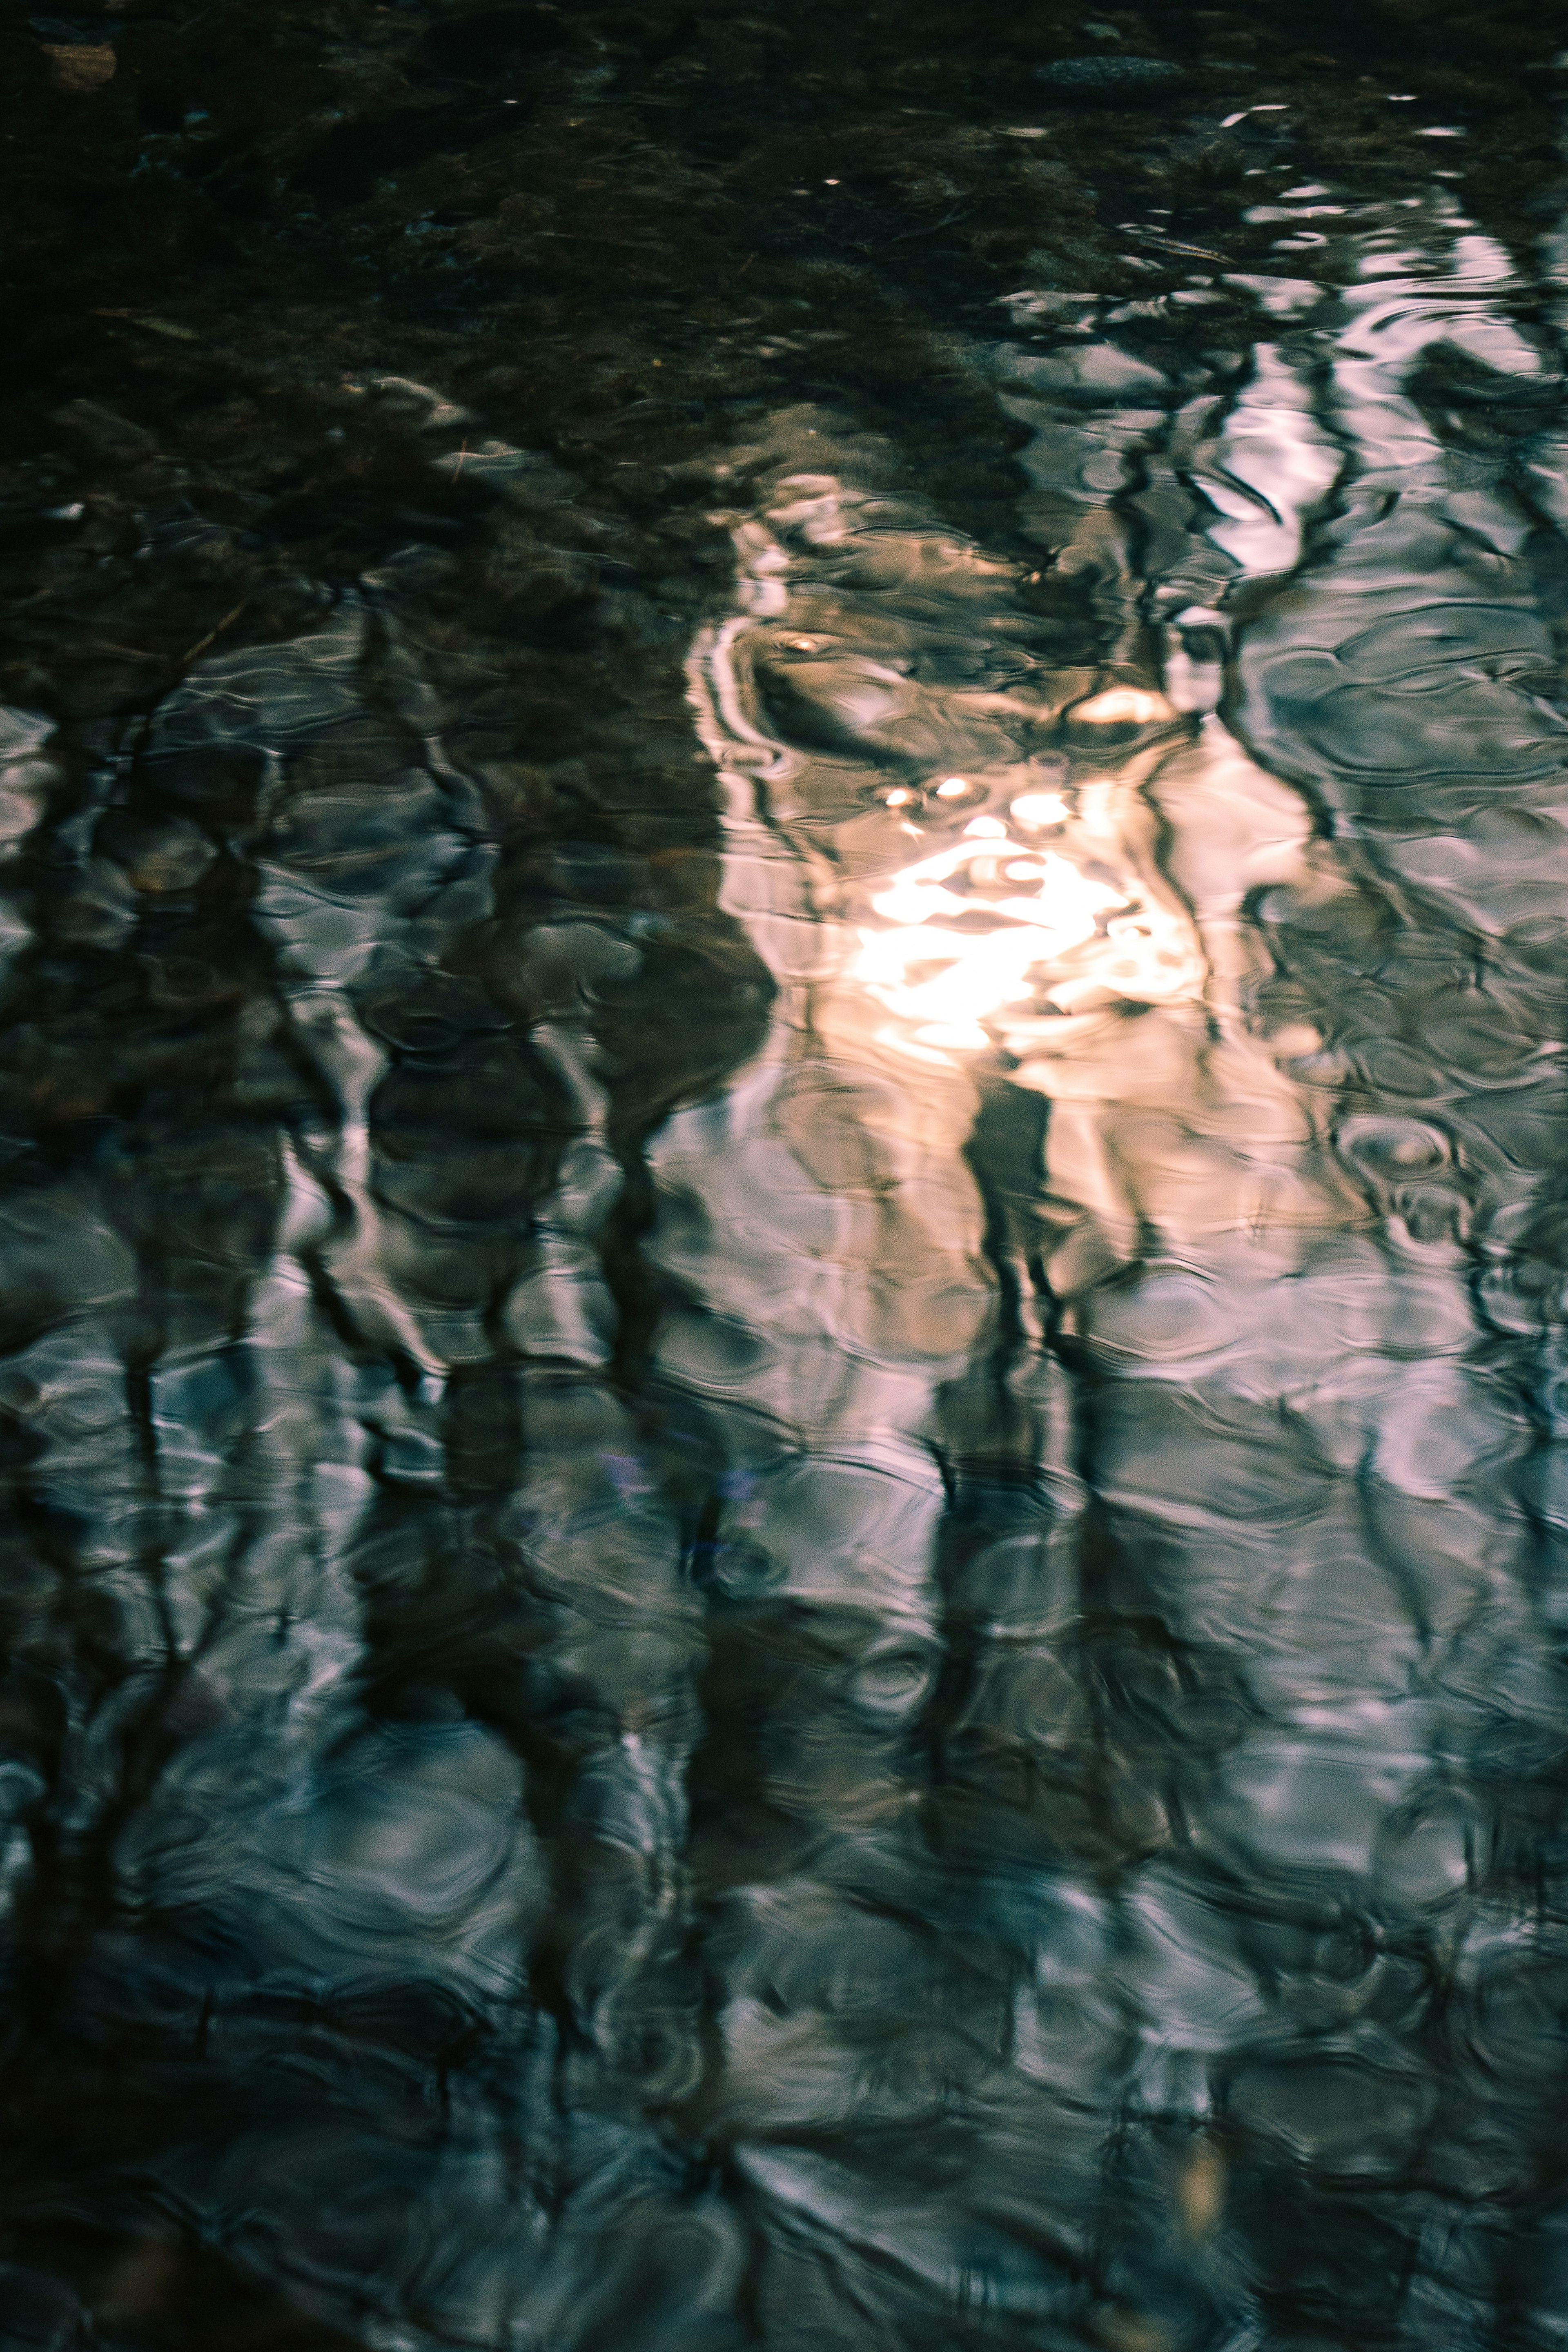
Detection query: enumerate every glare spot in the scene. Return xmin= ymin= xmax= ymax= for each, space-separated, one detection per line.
xmin=1010 ymin=791 xmax=1069 ymax=828
xmin=854 ymin=832 xmax=1125 ymax=1049
xmin=935 ymin=776 xmax=971 ymax=797
xmin=1073 ymin=687 xmax=1176 ymax=726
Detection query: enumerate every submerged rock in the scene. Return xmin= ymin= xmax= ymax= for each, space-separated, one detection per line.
xmin=29 ymin=13 xmax=117 ymax=89
xmin=1035 ymin=55 xmax=1183 ymax=95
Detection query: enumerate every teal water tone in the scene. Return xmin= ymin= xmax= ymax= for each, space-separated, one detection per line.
xmin=3 ymin=4 xmax=1568 ymax=2347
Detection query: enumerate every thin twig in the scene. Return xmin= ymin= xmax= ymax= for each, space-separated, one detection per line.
xmin=882 ymin=203 xmax=977 ymax=245
xmin=182 ymin=600 xmax=246 ymax=666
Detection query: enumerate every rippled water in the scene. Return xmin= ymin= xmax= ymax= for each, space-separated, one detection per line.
xmin=7 ymin=5 xmax=1568 ymax=2347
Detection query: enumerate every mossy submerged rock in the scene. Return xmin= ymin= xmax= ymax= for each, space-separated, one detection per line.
xmin=1035 ymin=55 xmax=1184 ymax=95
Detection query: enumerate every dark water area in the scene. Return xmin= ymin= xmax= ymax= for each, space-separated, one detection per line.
xmin=6 ymin=2 xmax=1568 ymax=2345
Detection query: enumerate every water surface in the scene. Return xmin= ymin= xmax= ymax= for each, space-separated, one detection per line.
xmin=4 ymin=5 xmax=1568 ymax=2347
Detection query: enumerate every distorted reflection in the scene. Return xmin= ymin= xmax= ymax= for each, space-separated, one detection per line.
xmin=669 ymin=167 xmax=1568 ymax=2349
xmin=7 ymin=13 xmax=1568 ymax=2348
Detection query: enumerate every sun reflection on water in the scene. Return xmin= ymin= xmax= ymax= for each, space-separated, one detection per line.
xmin=853 ymin=791 xmax=1199 ymax=1052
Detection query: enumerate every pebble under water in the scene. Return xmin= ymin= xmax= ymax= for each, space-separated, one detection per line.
xmin=5 ymin=4 xmax=1568 ymax=2347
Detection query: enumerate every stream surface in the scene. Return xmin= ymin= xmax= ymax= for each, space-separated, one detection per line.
xmin=5 ymin=4 xmax=1568 ymax=2348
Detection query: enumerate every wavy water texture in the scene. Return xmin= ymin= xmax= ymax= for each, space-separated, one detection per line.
xmin=672 ymin=191 xmax=1568 ymax=2349
xmin=5 ymin=124 xmax=1568 ymax=2352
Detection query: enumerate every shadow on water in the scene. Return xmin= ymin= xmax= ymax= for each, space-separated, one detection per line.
xmin=4 ymin=2 xmax=1568 ymax=2347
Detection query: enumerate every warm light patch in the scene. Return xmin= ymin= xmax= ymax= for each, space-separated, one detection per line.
xmin=935 ymin=776 xmax=971 ymax=798
xmin=852 ymin=819 xmax=1198 ymax=1049
xmin=1072 ymin=688 xmax=1176 ymax=727
xmin=853 ymin=831 xmax=1119 ymax=1049
xmin=1009 ymin=791 xmax=1069 ymax=829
